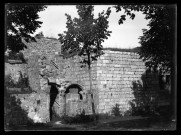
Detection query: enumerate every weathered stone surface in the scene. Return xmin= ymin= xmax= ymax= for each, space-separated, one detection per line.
xmin=5 ymin=37 xmax=165 ymax=120
xmin=5 ymin=63 xmax=28 ymax=84
xmin=95 ymin=50 xmax=162 ymax=114
xmin=11 ymin=93 xmax=50 ymax=123
xmin=53 ymin=94 xmax=65 ymax=117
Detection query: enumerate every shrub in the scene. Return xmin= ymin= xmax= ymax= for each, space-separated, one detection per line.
xmin=128 ymin=80 xmax=160 ymax=116
xmin=5 ymin=72 xmax=29 ymax=89
xmin=17 ymin=71 xmax=29 ymax=88
xmin=129 ymin=100 xmax=159 ymax=116
xmin=124 ymin=110 xmax=132 ymax=116
xmin=61 ymin=110 xmax=98 ymax=124
xmin=5 ymin=51 xmax=27 ymax=63
xmin=111 ymin=104 xmax=122 ymax=117
xmin=5 ymin=74 xmax=15 ymax=87
xmin=97 ymin=113 xmax=110 ymax=120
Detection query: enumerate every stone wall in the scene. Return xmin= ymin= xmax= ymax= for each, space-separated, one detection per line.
xmin=5 ymin=37 xmax=62 ymax=124
xmin=23 ymin=37 xmax=63 ymax=93
xmin=56 ymin=50 xmax=162 ymax=115
xmin=5 ymin=62 xmax=27 ymax=83
xmin=11 ymin=93 xmax=50 ymax=123
xmin=23 ymin=37 xmax=93 ymax=117
xmin=5 ymin=37 xmax=164 ymax=119
xmin=61 ymin=50 xmax=161 ymax=115
xmin=63 ymin=56 xmax=97 ymax=91
xmin=95 ymin=50 xmax=160 ymax=115
xmin=63 ymin=55 xmax=99 ymax=113
xmin=5 ymin=57 xmax=41 ymax=93
xmin=27 ymin=55 xmax=41 ymax=92
xmin=23 ymin=38 xmax=61 ymax=59
xmin=65 ymin=93 xmax=92 ymax=116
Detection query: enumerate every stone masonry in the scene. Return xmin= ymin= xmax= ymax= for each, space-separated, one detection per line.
xmin=64 ymin=50 xmax=161 ymax=115
xmin=11 ymin=93 xmax=50 ymax=123
xmin=95 ymin=50 xmax=160 ymax=115
xmin=5 ymin=37 xmax=165 ymax=122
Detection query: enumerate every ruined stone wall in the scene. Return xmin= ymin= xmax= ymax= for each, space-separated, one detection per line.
xmin=27 ymin=55 xmax=41 ymax=92
xmin=23 ymin=38 xmax=63 ymax=93
xmin=5 ymin=57 xmax=41 ymax=92
xmin=22 ymin=37 xmax=93 ymax=117
xmin=5 ymin=61 xmax=50 ymax=123
xmin=96 ymin=50 xmax=160 ymax=115
xmin=5 ymin=37 xmax=162 ymax=118
xmin=11 ymin=93 xmax=50 ymax=123
xmin=5 ymin=38 xmax=63 ymax=124
xmin=23 ymin=38 xmax=61 ymax=59
xmin=5 ymin=62 xmax=27 ymax=83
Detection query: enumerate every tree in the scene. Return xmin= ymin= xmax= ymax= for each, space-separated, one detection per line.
xmin=58 ymin=5 xmax=112 ymax=116
xmin=35 ymin=31 xmax=44 ymax=39
xmin=5 ymin=4 xmax=47 ymax=53
xmin=114 ymin=4 xmax=176 ymax=73
xmin=114 ymin=4 xmax=176 ymax=120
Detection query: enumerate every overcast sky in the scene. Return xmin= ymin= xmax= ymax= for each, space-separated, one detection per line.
xmin=33 ymin=5 xmax=150 ymax=49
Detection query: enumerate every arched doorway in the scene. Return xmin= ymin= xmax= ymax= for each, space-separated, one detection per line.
xmin=49 ymin=83 xmax=85 ymax=118
xmin=65 ymin=84 xmax=83 ymax=100
xmin=64 ymin=84 xmax=84 ymax=116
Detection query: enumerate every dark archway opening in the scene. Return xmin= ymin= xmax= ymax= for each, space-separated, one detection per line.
xmin=49 ymin=83 xmax=59 ymax=121
xmin=65 ymin=84 xmax=83 ymax=100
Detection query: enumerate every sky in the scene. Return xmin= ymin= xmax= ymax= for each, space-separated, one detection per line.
xmin=33 ymin=5 xmax=150 ymax=49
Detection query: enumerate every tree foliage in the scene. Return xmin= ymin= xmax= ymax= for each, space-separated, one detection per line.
xmin=114 ymin=5 xmax=176 ymax=73
xmin=115 ymin=4 xmax=177 ymax=120
xmin=58 ymin=5 xmax=112 ymax=116
xmin=6 ymin=4 xmax=47 ymax=53
xmin=58 ymin=5 xmax=112 ymax=67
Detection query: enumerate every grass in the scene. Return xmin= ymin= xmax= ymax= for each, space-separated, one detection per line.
xmin=96 ymin=116 xmax=175 ymax=131
xmin=5 ymin=114 xmax=176 ymax=131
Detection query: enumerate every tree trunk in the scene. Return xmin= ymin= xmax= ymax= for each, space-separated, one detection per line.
xmin=87 ymin=52 xmax=96 ymax=117
xmin=88 ymin=66 xmax=96 ymax=115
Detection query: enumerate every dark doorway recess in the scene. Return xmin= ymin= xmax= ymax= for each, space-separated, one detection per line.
xmin=49 ymin=84 xmax=59 ymax=121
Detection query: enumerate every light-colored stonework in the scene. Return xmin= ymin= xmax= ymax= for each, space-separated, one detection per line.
xmin=94 ymin=51 xmax=159 ymax=114
xmin=64 ymin=50 xmax=162 ymax=115
xmin=5 ymin=37 xmax=168 ymax=123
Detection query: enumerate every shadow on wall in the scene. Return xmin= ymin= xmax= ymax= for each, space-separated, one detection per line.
xmin=4 ymin=73 xmax=45 ymax=129
xmin=4 ymin=87 xmax=34 ymax=129
xmin=5 ymin=51 xmax=27 ymax=63
xmin=128 ymin=69 xmax=170 ymax=117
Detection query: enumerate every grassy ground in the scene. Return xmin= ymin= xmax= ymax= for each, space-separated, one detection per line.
xmin=5 ymin=114 xmax=176 ymax=131
xmin=90 ymin=116 xmax=176 ymax=131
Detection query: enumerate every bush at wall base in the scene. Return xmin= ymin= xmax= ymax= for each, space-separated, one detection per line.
xmin=4 ymin=88 xmax=34 ymax=128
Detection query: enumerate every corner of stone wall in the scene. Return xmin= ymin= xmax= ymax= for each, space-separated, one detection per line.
xmin=96 ymin=51 xmax=161 ymax=115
